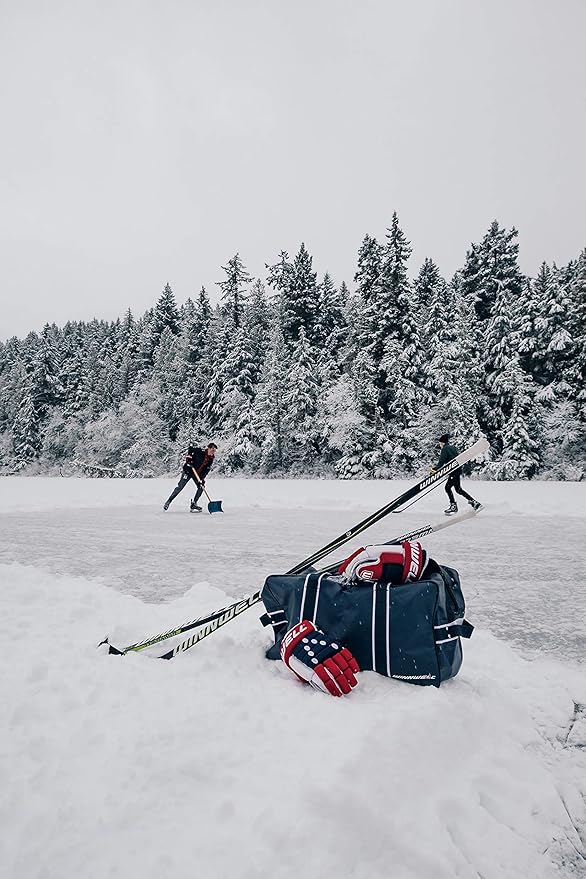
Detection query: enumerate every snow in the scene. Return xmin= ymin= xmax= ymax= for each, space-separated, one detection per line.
xmin=1 ymin=477 xmax=586 ymax=878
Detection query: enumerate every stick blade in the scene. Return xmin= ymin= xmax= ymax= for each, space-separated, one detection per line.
xmin=98 ymin=637 xmax=125 ymax=656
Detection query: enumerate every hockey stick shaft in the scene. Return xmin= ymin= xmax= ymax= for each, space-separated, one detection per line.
xmin=319 ymin=506 xmax=480 ymax=574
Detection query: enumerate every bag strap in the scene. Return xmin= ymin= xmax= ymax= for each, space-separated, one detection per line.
xmin=434 ymin=618 xmax=474 ymax=644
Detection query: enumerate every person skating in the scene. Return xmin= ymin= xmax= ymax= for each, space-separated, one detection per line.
xmin=163 ymin=442 xmax=217 ymax=511
xmin=432 ymin=434 xmax=482 ymax=515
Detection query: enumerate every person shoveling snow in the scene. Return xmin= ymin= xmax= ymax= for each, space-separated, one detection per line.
xmin=163 ymin=442 xmax=222 ymax=513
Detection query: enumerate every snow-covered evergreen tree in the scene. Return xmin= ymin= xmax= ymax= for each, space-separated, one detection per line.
xmin=217 ymin=254 xmax=252 ymax=330
xmin=153 ymin=327 xmax=183 ymax=441
xmin=244 ymin=280 xmax=270 ymax=384
xmin=280 ymin=243 xmax=320 ymax=349
xmin=12 ymin=385 xmax=41 ymax=465
xmin=567 ymin=250 xmax=586 ymax=420
xmin=532 ymin=263 xmax=574 ymax=394
xmin=282 ymin=327 xmax=321 ymax=469
xmin=470 ymin=221 xmax=526 ymax=324
xmin=152 ymin=284 xmax=180 ymax=342
xmin=30 ymin=326 xmax=63 ymax=418
xmin=252 ymin=324 xmax=289 ymax=472
xmin=215 ymin=325 xmax=259 ymax=470
xmin=483 ymin=281 xmax=540 ymax=470
xmin=315 ymin=272 xmax=348 ymax=372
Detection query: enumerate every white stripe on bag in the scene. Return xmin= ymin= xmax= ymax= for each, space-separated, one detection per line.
xmin=312 ymin=573 xmax=325 ymax=625
xmin=386 ymin=584 xmax=390 ymax=677
xmin=299 ymin=573 xmax=312 ymax=623
xmin=371 ymin=584 xmax=377 ymax=672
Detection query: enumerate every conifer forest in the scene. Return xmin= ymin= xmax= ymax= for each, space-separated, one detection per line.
xmin=1 ymin=215 xmax=585 ymax=480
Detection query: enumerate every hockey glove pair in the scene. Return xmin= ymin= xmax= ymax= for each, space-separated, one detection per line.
xmin=338 ymin=540 xmax=429 ymax=585
xmin=280 ymin=620 xmax=360 ymax=697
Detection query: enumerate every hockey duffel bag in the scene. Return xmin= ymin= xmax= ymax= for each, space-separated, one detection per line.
xmin=260 ymin=565 xmax=473 ymax=687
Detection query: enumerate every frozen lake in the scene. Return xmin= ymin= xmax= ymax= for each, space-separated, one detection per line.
xmin=1 ymin=476 xmax=585 ymax=666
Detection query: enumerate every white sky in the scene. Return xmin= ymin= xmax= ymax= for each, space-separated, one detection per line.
xmin=1 ymin=0 xmax=585 ymax=339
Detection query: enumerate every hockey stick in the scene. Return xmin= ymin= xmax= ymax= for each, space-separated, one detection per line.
xmin=158 ymin=506 xmax=482 ymax=660
xmin=101 ymin=438 xmax=487 ymax=657
xmin=320 ymin=506 xmax=481 ymax=575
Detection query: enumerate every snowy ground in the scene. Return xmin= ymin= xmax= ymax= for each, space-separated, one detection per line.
xmin=1 ymin=476 xmax=586 ymax=878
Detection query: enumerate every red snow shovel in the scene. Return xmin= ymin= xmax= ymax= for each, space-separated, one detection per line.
xmin=191 ymin=467 xmax=223 ymax=514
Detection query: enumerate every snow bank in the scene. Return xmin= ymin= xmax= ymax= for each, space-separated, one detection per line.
xmin=1 ymin=563 xmax=585 ymax=879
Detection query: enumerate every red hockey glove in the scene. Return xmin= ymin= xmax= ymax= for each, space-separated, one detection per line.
xmin=338 ymin=540 xmax=428 ymax=585
xmin=280 ymin=620 xmax=360 ymax=697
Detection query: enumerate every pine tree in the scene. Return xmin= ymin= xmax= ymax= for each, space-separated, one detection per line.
xmin=567 ymin=250 xmax=586 ymax=419
xmin=174 ymin=287 xmax=213 ymax=429
xmin=244 ymin=280 xmax=270 ymax=383
xmin=459 ymin=242 xmax=482 ymax=314
xmin=217 ymin=254 xmax=252 ymax=330
xmin=283 ymin=327 xmax=321 ymax=468
xmin=200 ymin=318 xmax=232 ymax=434
xmin=61 ymin=343 xmax=90 ymax=417
xmin=30 ymin=326 xmax=63 ymax=419
xmin=483 ymin=281 xmax=539 ymax=467
xmin=152 ymin=283 xmax=180 ymax=340
xmin=266 ymin=250 xmax=294 ymax=328
xmin=472 ymin=221 xmax=525 ymax=323
xmin=314 ymin=272 xmax=348 ymax=370
xmin=12 ymin=386 xmax=41 ymax=464
xmin=414 ymin=258 xmax=451 ymax=392
xmin=490 ymin=381 xmax=540 ymax=479
xmin=280 ymin=243 xmax=319 ymax=349
xmin=154 ymin=327 xmax=183 ymax=441
xmin=541 ymin=400 xmax=586 ymax=479
xmin=114 ymin=309 xmax=140 ymax=401
xmin=410 ymin=264 xmax=483 ymax=459
xmin=217 ymin=325 xmax=260 ymax=470
xmin=354 ymin=235 xmax=383 ymax=308
xmin=252 ymin=325 xmax=289 ymax=472
xmin=183 ymin=288 xmax=212 ymax=365
xmin=532 ymin=264 xmax=574 ymax=394
xmin=218 ymin=325 xmax=257 ymax=425
xmin=140 ymin=284 xmax=180 ymax=370
xmin=515 ymin=277 xmax=540 ymax=378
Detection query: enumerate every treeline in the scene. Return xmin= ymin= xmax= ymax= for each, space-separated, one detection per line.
xmin=1 ymin=214 xmax=585 ymax=479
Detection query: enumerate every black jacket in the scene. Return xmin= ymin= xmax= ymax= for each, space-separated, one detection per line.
xmin=435 ymin=442 xmax=459 ymax=472
xmin=183 ymin=446 xmax=215 ymax=480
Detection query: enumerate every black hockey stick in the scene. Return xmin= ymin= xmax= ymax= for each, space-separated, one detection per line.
xmin=320 ymin=506 xmax=481 ymax=575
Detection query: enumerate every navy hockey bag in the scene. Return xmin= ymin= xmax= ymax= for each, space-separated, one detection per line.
xmin=260 ymin=565 xmax=473 ymax=687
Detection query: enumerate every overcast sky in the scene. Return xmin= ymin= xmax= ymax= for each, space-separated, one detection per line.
xmin=1 ymin=0 xmax=585 ymax=340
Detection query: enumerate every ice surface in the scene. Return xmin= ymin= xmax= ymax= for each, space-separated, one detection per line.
xmin=1 ymin=477 xmax=584 ymax=664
